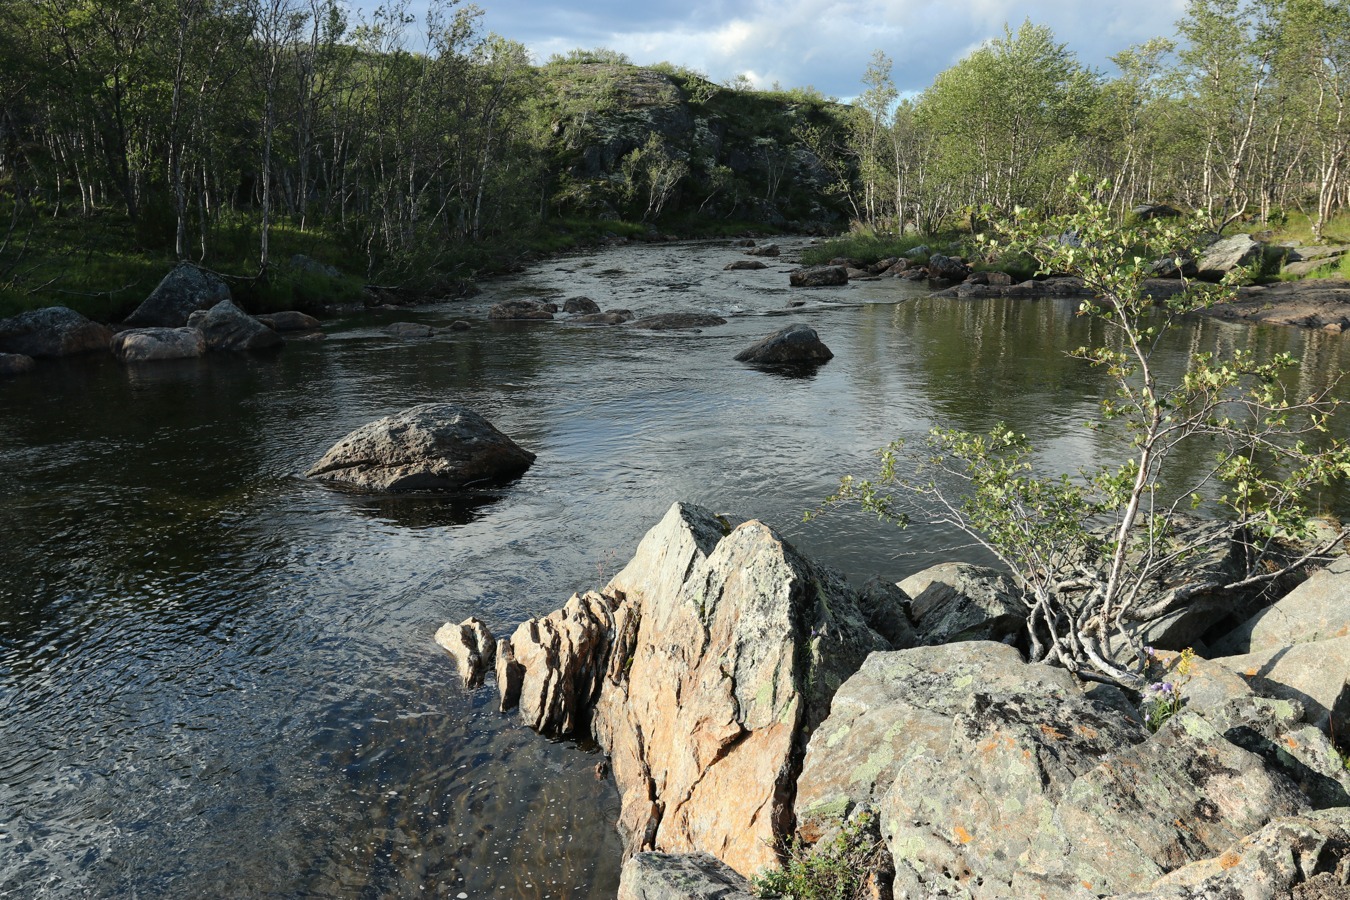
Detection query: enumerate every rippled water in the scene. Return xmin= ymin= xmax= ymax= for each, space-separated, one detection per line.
xmin=2 ymin=239 xmax=1348 ymax=897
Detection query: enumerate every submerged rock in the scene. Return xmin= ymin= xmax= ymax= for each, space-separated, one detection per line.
xmin=488 ymin=299 xmax=555 ymax=320
xmin=570 ymin=311 xmax=633 ymax=326
xmin=188 ymin=300 xmax=283 ymax=351
xmin=305 ymin=403 xmax=535 ymax=492
xmin=733 ymin=323 xmax=833 ymax=364
xmin=626 ymin=313 xmax=727 ymax=330
xmin=382 ymin=321 xmax=436 ymax=338
xmin=257 ymin=311 xmax=321 ymax=332
xmin=0 ymin=306 xmax=111 ymax=358
xmin=0 ymin=352 xmax=36 ymax=375
xmin=723 ymin=260 xmax=768 ymax=271
xmin=124 ymin=262 xmax=231 ymax=328
xmin=111 ymin=327 xmax=206 ymax=362
xmin=562 ymin=296 xmax=601 ymax=314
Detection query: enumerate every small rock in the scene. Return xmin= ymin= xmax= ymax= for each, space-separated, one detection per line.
xmin=447 ymin=320 xmax=472 ymax=331
xmin=570 ymin=311 xmax=633 ymax=326
xmin=898 ymin=561 xmax=1027 ymax=645
xmin=733 ymin=323 xmax=833 ymax=364
xmin=746 ymin=243 xmax=780 ymax=257
xmin=617 ymin=852 xmax=754 ymax=900
xmin=626 ymin=313 xmax=727 ymax=330
xmin=0 ymin=352 xmax=36 ymax=376
xmin=256 ymin=311 xmax=321 ymax=332
xmin=488 ymin=299 xmax=554 ymax=320
xmin=434 ymin=617 xmax=497 ymax=689
xmin=111 ymin=327 xmax=206 ymax=362
xmin=563 ymin=296 xmax=601 ymax=314
xmin=789 ymin=265 xmax=848 ymax=287
xmin=723 ymin=260 xmax=768 ymax=271
xmin=382 ymin=321 xmax=435 ymax=338
xmin=1198 ymin=233 xmax=1264 ymax=281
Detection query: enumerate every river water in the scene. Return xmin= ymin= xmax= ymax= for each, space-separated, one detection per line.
xmin=2 ymin=239 xmax=1347 ymax=898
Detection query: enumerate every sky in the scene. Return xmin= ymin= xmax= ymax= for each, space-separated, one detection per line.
xmin=351 ymin=0 xmax=1190 ymax=99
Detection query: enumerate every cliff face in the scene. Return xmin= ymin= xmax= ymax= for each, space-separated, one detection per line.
xmin=536 ymin=63 xmax=849 ymax=228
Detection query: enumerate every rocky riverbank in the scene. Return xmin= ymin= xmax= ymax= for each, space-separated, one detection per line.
xmin=437 ymin=503 xmax=1350 ymax=899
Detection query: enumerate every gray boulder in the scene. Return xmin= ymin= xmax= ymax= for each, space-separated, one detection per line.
xmin=488 ymin=299 xmax=554 ymax=320
xmin=723 ymin=260 xmax=768 ymax=271
xmin=626 ymin=313 xmax=726 ymax=330
xmin=256 ymin=311 xmax=321 ymax=332
xmin=789 ymin=265 xmax=848 ymax=287
xmin=926 ymin=253 xmax=970 ymax=282
xmin=1132 ymin=203 xmax=1182 ymax=221
xmin=188 ymin=300 xmax=283 ymax=351
xmin=733 ymin=323 xmax=833 ymax=364
xmin=124 ymin=262 xmax=231 ymax=327
xmin=1211 ymin=556 xmax=1350 ymax=656
xmin=898 ymin=562 xmax=1027 ymax=645
xmin=1198 ymin=233 xmax=1264 ymax=281
xmin=617 ymin=852 xmax=754 ymax=900
xmin=570 ymin=311 xmax=632 ymax=326
xmin=0 ymin=352 xmax=36 ymax=376
xmin=111 ymin=327 xmax=206 ymax=362
xmin=562 ymin=296 xmax=601 ymax=314
xmin=305 ymin=403 xmax=536 ymax=492
xmin=1216 ymin=635 xmax=1350 ymax=737
xmin=0 ymin=306 xmax=111 ymax=357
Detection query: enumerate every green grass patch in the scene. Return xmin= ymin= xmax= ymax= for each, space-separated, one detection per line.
xmin=799 ymin=230 xmax=947 ymax=267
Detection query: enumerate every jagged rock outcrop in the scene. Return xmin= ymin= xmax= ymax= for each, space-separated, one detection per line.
xmin=188 ymin=299 xmax=283 ymax=351
xmin=434 ymin=617 xmax=497 ymax=689
xmin=897 ymin=562 xmax=1027 ymax=645
xmin=111 ymin=327 xmax=206 ymax=362
xmin=733 ymin=323 xmax=833 ymax=364
xmin=789 ymin=265 xmax=848 ymax=287
xmin=305 ymin=403 xmax=535 ymax=492
xmin=616 ymin=851 xmax=754 ymax=900
xmin=587 ymin=503 xmax=887 ymax=877
xmin=0 ymin=306 xmax=111 ymax=357
xmin=123 ymin=262 xmax=231 ymax=328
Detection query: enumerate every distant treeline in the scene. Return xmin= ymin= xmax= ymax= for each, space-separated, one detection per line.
xmin=1 ymin=0 xmax=1347 ymax=288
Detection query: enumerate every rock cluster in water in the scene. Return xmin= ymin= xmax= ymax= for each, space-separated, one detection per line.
xmin=434 ymin=501 xmax=1350 ymax=898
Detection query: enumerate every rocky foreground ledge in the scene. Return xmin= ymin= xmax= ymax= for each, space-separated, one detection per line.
xmin=437 ymin=503 xmax=1350 ymax=899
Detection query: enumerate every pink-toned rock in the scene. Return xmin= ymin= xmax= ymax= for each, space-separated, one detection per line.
xmin=434 ymin=617 xmax=496 ymax=688
xmin=503 ymin=590 xmax=618 ymax=735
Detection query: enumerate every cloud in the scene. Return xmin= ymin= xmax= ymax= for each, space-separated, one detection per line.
xmin=358 ymin=0 xmax=1189 ymax=98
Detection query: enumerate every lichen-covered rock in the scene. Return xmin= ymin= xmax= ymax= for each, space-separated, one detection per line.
xmin=897 ymin=562 xmax=1027 ymax=645
xmin=855 ymin=576 xmax=917 ymax=651
xmin=592 ymin=504 xmax=887 ymax=878
xmin=1211 ymin=556 xmax=1350 ymax=656
xmin=124 ymin=262 xmax=231 ymax=327
xmin=111 ymin=327 xmax=206 ymax=362
xmin=733 ymin=324 xmax=833 ymax=364
xmin=488 ymin=299 xmax=555 ymax=320
xmin=502 ymin=591 xmax=617 ymax=735
xmin=874 ymin=644 xmax=1148 ymax=898
xmin=434 ymin=617 xmax=497 ymax=689
xmin=1013 ymin=712 xmax=1309 ymax=898
xmin=187 ymin=299 xmax=283 ymax=351
xmin=1216 ymin=636 xmax=1350 ymax=737
xmin=0 ymin=306 xmax=111 ymax=357
xmin=305 ymin=403 xmax=536 ymax=492
xmin=0 ymin=352 xmax=35 ymax=376
xmin=616 ymin=851 xmax=754 ymax=900
xmin=789 ymin=265 xmax=848 ymax=287
xmin=626 ymin=313 xmax=727 ymax=330
xmin=1105 ymin=808 xmax=1350 ymax=900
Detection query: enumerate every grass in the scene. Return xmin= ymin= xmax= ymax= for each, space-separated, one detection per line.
xmin=799 ymin=229 xmax=939 ymax=267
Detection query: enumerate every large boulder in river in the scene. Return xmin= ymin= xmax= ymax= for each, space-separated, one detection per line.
xmin=789 ymin=265 xmax=848 ymax=287
xmin=111 ymin=327 xmax=206 ymax=362
xmin=305 ymin=403 xmax=536 ymax=492
xmin=0 ymin=306 xmax=111 ymax=357
xmin=734 ymin=323 xmax=833 ymax=364
xmin=188 ymin=299 xmax=283 ymax=351
xmin=1198 ymin=233 xmax=1264 ymax=281
xmin=591 ymin=503 xmax=888 ymax=878
xmin=123 ymin=262 xmax=231 ymax=327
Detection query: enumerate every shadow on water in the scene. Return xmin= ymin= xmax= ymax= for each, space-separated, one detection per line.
xmin=330 ymin=488 xmax=508 ymax=530
xmin=741 ymin=360 xmax=829 ymax=380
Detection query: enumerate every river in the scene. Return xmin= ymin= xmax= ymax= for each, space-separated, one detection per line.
xmin=2 ymin=238 xmax=1347 ymax=897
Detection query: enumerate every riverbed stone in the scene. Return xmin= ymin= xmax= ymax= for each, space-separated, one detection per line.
xmin=124 ymin=262 xmax=231 ymax=328
xmin=0 ymin=306 xmax=112 ymax=358
xmin=305 ymin=403 xmax=536 ymax=492
xmin=488 ymin=299 xmax=554 ymax=320
xmin=591 ymin=504 xmax=887 ymax=878
xmin=723 ymin=260 xmax=768 ymax=271
xmin=570 ymin=311 xmax=633 ymax=325
xmin=1210 ymin=556 xmax=1350 ymax=656
xmin=733 ymin=324 xmax=833 ymax=364
xmin=871 ymin=643 xmax=1148 ymax=898
xmin=789 ymin=265 xmax=848 ymax=287
xmin=434 ymin=617 xmax=497 ymax=689
xmin=626 ymin=313 xmax=727 ymax=330
xmin=257 ymin=311 xmax=321 ymax=332
xmin=746 ymin=243 xmax=780 ymax=257
xmin=188 ymin=299 xmax=283 ymax=351
xmin=1216 ymin=636 xmax=1350 ymax=736
xmin=563 ymin=296 xmax=601 ymax=314
xmin=616 ymin=851 xmax=754 ymax=900
xmin=897 ymin=561 xmax=1027 ymax=645
xmin=0 ymin=352 xmax=35 ymax=375
xmin=111 ymin=327 xmax=206 ymax=362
